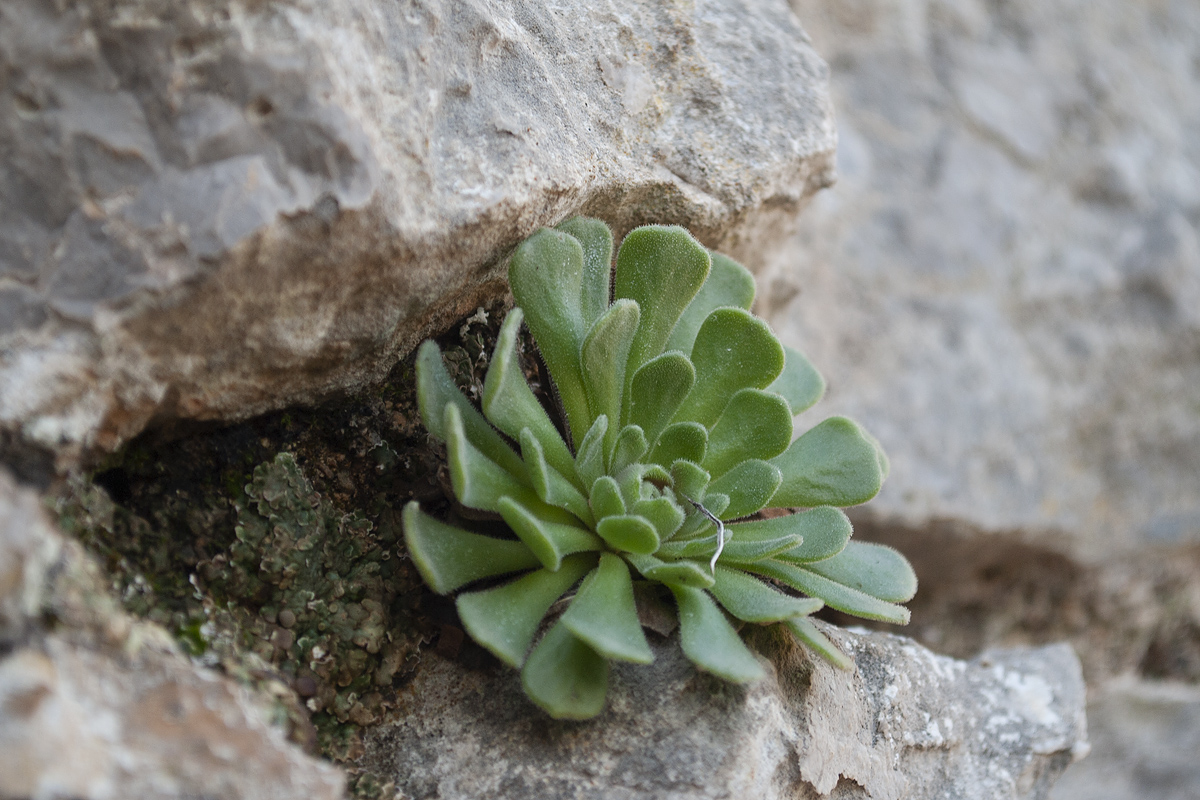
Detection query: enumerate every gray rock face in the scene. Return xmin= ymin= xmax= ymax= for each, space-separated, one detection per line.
xmin=756 ymin=0 xmax=1200 ymax=560
xmin=0 ymin=0 xmax=835 ymax=472
xmin=0 ymin=469 xmax=345 ymax=800
xmin=361 ymin=627 xmax=1087 ymax=800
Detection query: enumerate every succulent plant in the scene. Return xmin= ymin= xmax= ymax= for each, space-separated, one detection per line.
xmin=403 ymin=218 xmax=916 ymax=719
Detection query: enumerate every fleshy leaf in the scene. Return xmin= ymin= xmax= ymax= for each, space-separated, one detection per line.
xmin=497 ymin=496 xmax=604 ymax=571
xmin=614 ymin=226 xmax=711 ymax=394
xmin=707 ymin=459 xmax=782 ymax=521
xmin=581 ymin=299 xmax=640 ymax=457
xmin=649 ymin=422 xmax=707 ymax=467
xmin=732 ymin=507 xmax=852 ymax=564
xmin=631 ymin=496 xmax=686 ymax=541
xmin=402 ymin=502 xmax=539 ymax=594
xmin=746 ymin=559 xmax=911 ymax=625
xmin=624 ymin=552 xmax=715 ymax=589
xmin=670 ymin=584 xmax=765 ymax=683
xmin=589 ymin=475 xmax=626 ymax=520
xmin=445 ymin=404 xmax=541 ymax=513
xmin=804 ymin=541 xmax=917 ymax=603
xmin=521 ymin=621 xmax=610 ymax=719
xmin=483 ymin=309 xmax=579 ymax=485
xmin=556 ymin=216 xmax=613 ymax=331
xmin=509 ymin=228 xmax=591 ymax=446
xmin=668 ymin=460 xmax=711 ymax=501
xmin=658 ymin=531 xmax=800 ymax=564
xmin=770 ymin=417 xmax=885 ymax=508
xmin=575 ymin=414 xmax=609 ymax=489
xmin=784 ymin=616 xmax=852 ymax=670
xmin=666 ymin=251 xmax=756 ymax=356
xmin=627 ymin=352 xmax=695 ymax=442
xmin=769 ymin=345 xmax=826 ymax=416
xmin=673 ymin=309 xmax=786 ymax=428
xmin=711 ymin=566 xmax=824 ymax=622
xmin=456 ymin=554 xmax=596 ymax=667
xmin=520 ymin=430 xmax=594 ymax=527
xmin=610 ymin=425 xmax=649 ymax=476
xmin=595 ymin=514 xmax=660 ymax=555
xmin=703 ymin=389 xmax=793 ymax=478
xmin=416 ymin=341 xmax=527 ymax=480
xmin=561 ymin=553 xmax=653 ymax=663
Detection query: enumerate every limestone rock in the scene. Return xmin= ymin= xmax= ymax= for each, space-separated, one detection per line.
xmin=756 ymin=0 xmax=1200 ymax=559
xmin=360 ymin=626 xmax=1088 ymax=800
xmin=0 ymin=469 xmax=345 ymax=800
xmin=0 ymin=0 xmax=835 ymax=473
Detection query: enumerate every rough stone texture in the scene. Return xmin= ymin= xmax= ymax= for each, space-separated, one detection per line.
xmin=0 ymin=468 xmax=346 ymax=800
xmin=361 ymin=626 xmax=1087 ymax=800
xmin=0 ymin=0 xmax=836 ymax=474
xmin=756 ymin=0 xmax=1200 ymax=561
xmin=1050 ymin=679 xmax=1200 ymax=800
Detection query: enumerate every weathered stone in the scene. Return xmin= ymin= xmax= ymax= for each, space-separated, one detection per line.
xmin=0 ymin=0 xmax=835 ymax=472
xmin=360 ymin=625 xmax=1087 ymax=799
xmin=0 ymin=468 xmax=345 ymax=800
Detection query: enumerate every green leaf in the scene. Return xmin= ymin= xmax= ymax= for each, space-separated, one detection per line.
xmin=666 ymin=251 xmax=756 ymax=356
xmin=561 ymin=553 xmax=653 ymax=663
xmin=732 ymin=507 xmax=852 ymax=563
xmin=658 ymin=531 xmax=800 ymax=564
xmin=624 ymin=552 xmax=715 ymax=589
xmin=668 ymin=460 xmax=711 ymax=501
xmin=769 ymin=345 xmax=826 ymax=416
xmin=610 ymin=425 xmax=649 ymax=476
xmin=769 ymin=417 xmax=885 ymax=508
xmin=673 ymin=309 xmax=786 ymax=428
xmin=497 ymin=496 xmax=604 ymax=571
xmin=710 ymin=566 xmax=824 ymax=622
xmin=444 ymin=404 xmax=540 ymax=513
xmin=416 ymin=341 xmax=528 ymax=480
xmin=483 ymin=309 xmax=579 ymax=485
xmin=630 ymin=496 xmax=686 ymax=541
xmin=521 ymin=621 xmax=610 ymax=719
xmin=707 ymin=459 xmax=782 ymax=521
xmin=703 ymin=389 xmax=793 ymax=478
xmin=784 ymin=616 xmax=852 ymax=670
xmin=614 ymin=226 xmax=711 ymax=394
xmin=456 ymin=554 xmax=596 ymax=667
xmin=509 ymin=228 xmax=591 ymax=447
xmin=595 ymin=514 xmax=660 ymax=555
xmin=589 ymin=475 xmax=626 ymax=520
xmin=402 ymin=502 xmax=540 ymax=594
xmin=745 ymin=559 xmax=911 ymax=625
xmin=581 ymin=299 xmax=640 ymax=457
xmin=649 ymin=422 xmax=707 ymax=467
xmin=520 ymin=430 xmax=594 ymax=527
xmin=575 ymin=414 xmax=608 ymax=489
xmin=628 ymin=352 xmax=695 ymax=443
xmin=804 ymin=541 xmax=917 ymax=603
xmin=555 ymin=217 xmax=613 ymax=332
xmin=670 ymin=584 xmax=765 ymax=683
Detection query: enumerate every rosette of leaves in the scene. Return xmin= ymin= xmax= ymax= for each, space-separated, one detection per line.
xmin=403 ymin=218 xmax=916 ymax=719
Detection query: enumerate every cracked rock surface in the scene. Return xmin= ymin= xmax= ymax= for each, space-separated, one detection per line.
xmin=0 ymin=0 xmax=835 ymax=474
xmin=360 ymin=625 xmax=1087 ymax=800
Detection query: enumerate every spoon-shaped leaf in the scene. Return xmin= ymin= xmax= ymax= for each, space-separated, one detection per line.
xmin=804 ymin=541 xmax=917 ymax=603
xmin=497 ymin=496 xmax=604 ymax=571
xmin=671 ymin=584 xmax=765 ymax=683
xmin=589 ymin=475 xmax=626 ymax=520
xmin=581 ymin=299 xmax=640 ymax=457
xmin=575 ymin=414 xmax=609 ymax=489
xmin=768 ymin=345 xmax=826 ymax=416
xmin=561 ymin=553 xmax=653 ymax=664
xmin=595 ymin=514 xmax=660 ymax=555
xmin=402 ymin=502 xmax=540 ymax=594
xmin=666 ymin=251 xmax=756 ymax=356
xmin=520 ymin=430 xmax=593 ymax=527
xmin=703 ymin=388 xmax=793 ymax=478
xmin=673 ymin=309 xmax=786 ymax=428
xmin=707 ymin=459 xmax=782 ymax=521
xmin=445 ymin=405 xmax=543 ymax=513
xmin=631 ymin=496 xmax=686 ymax=541
xmin=710 ymin=566 xmax=824 ymax=622
xmin=745 ymin=559 xmax=911 ymax=625
xmin=649 ymin=422 xmax=707 ymax=467
xmin=624 ymin=552 xmax=715 ymax=589
xmin=610 ymin=424 xmax=649 ymax=476
xmin=657 ymin=531 xmax=800 ymax=564
xmin=769 ymin=417 xmax=885 ymax=508
xmin=729 ymin=507 xmax=851 ymax=563
xmin=509 ymin=228 xmax=591 ymax=447
xmin=521 ymin=621 xmax=610 ymax=719
xmin=627 ymin=352 xmax=695 ymax=443
xmin=783 ymin=616 xmax=852 ymax=670
xmin=556 ymin=216 xmax=613 ymax=332
xmin=457 ymin=554 xmax=597 ymax=667
xmin=668 ymin=460 xmax=711 ymax=502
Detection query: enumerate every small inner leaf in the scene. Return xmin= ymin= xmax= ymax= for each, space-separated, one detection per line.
xmin=497 ymin=496 xmax=604 ymax=571
xmin=581 ymin=299 xmax=640 ymax=458
xmin=769 ymin=344 xmax=826 ymax=416
xmin=732 ymin=506 xmax=852 ymax=564
xmin=595 ymin=514 xmax=660 ymax=555
xmin=703 ymin=388 xmax=793 ymax=478
xmin=669 ymin=460 xmax=711 ymax=501
xmin=457 ymin=554 xmax=596 ymax=667
xmin=784 ymin=616 xmax=852 ymax=670
xmin=707 ymin=459 xmax=782 ymax=521
xmin=625 ymin=552 xmax=715 ymax=589
xmin=556 ymin=216 xmax=613 ymax=331
xmin=589 ymin=475 xmax=626 ymax=520
xmin=521 ymin=620 xmax=610 ymax=720
xmin=649 ymin=422 xmax=708 ymax=467
xmin=803 ymin=540 xmax=918 ymax=603
xmin=627 ymin=352 xmax=695 ymax=442
xmin=710 ymin=566 xmax=823 ymax=623
xmin=665 ymin=251 xmax=756 ymax=356
xmin=670 ymin=584 xmax=765 ymax=683
xmin=521 ymin=430 xmax=593 ymax=526
xmin=745 ymin=559 xmax=911 ymax=625
xmin=769 ymin=417 xmax=886 ymax=508
xmin=561 ymin=553 xmax=653 ymax=664
xmin=575 ymin=414 xmax=609 ymax=489
xmin=610 ymin=424 xmax=649 ymax=476
xmin=402 ymin=502 xmax=540 ymax=594
xmin=631 ymin=496 xmax=686 ymax=541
